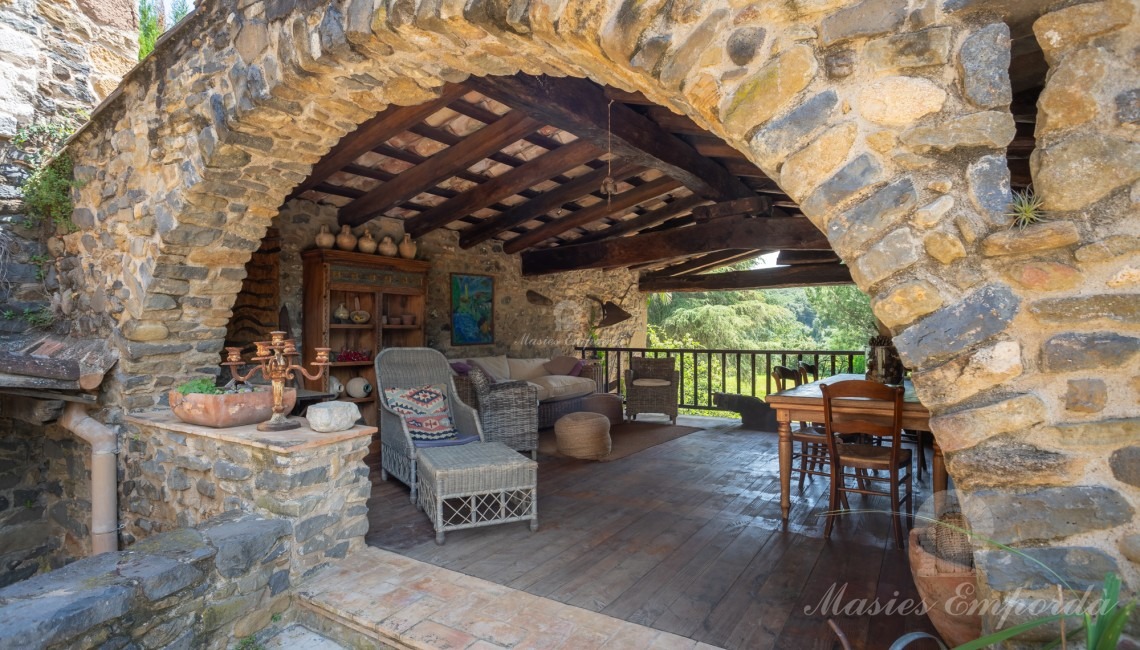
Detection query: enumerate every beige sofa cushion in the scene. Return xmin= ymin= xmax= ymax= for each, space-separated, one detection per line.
xmin=468 ymin=355 xmax=510 ymax=382
xmin=530 ymin=375 xmax=596 ymax=402
xmin=507 ymin=357 xmax=550 ymax=381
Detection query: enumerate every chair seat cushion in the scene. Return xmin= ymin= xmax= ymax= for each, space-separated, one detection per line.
xmin=632 ymin=378 xmax=671 ymax=387
xmin=529 ymin=375 xmax=596 ymax=402
xmin=384 ymin=384 xmax=459 ymax=441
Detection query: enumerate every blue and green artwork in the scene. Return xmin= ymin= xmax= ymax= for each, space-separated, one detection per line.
xmin=450 ymin=274 xmax=494 ymax=345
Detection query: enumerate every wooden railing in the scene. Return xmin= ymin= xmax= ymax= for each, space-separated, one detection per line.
xmin=576 ymin=346 xmax=866 ymax=412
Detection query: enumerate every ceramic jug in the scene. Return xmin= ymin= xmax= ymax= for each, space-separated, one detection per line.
xmin=357 ymin=230 xmax=378 ymax=254
xmin=336 ymin=225 xmax=357 ymax=251
xmin=315 ymin=224 xmax=335 ymax=249
xmin=398 ymin=233 xmax=417 ymax=259
xmin=333 ymin=302 xmax=350 ymax=322
xmin=378 ymin=235 xmax=397 ymax=257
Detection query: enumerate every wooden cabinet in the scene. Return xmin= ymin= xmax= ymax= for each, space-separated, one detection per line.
xmin=301 ymin=249 xmax=429 ymax=426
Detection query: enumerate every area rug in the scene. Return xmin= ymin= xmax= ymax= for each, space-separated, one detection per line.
xmin=538 ymin=421 xmax=700 ymax=462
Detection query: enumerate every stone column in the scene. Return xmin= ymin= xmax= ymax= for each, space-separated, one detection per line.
xmin=121 ymin=411 xmax=374 ymax=581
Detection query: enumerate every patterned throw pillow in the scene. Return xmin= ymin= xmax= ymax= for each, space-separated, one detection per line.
xmin=383 ymin=384 xmax=459 ymax=441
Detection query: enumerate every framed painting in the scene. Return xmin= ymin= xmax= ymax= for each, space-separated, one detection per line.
xmin=450 ymin=274 xmax=494 ymax=345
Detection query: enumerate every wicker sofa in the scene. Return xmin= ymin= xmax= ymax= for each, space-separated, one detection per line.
xmin=453 ymin=355 xmax=606 ymax=432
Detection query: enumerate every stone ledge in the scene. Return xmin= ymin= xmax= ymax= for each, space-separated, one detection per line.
xmin=125 ymin=409 xmax=375 ymax=453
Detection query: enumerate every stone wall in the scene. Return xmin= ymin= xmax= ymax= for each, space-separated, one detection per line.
xmin=37 ymin=0 xmax=1140 ymax=638
xmin=0 ymin=0 xmax=137 ymax=329
xmin=274 ymin=198 xmax=646 ymax=360
xmin=0 ymin=413 xmax=91 ymax=588
xmin=121 ymin=412 xmax=373 ymax=581
xmin=0 ymin=511 xmax=298 ymax=650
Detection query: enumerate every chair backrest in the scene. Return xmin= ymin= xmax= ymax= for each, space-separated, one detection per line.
xmin=631 ymin=356 xmax=675 ymax=380
xmin=798 ymin=361 xmax=818 ymax=384
xmin=820 ymin=379 xmax=904 ymax=465
xmin=375 ymin=347 xmax=457 ymax=407
xmin=771 ymin=365 xmax=801 ymax=392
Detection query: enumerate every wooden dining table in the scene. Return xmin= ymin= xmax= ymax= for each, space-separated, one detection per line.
xmin=765 ymin=373 xmax=946 ymax=522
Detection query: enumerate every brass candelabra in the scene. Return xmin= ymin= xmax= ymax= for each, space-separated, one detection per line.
xmin=223 ymin=331 xmax=331 ymax=432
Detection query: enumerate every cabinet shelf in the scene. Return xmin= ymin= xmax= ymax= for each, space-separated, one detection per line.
xmin=382 ymin=324 xmax=420 ymax=330
xmin=329 ymin=360 xmax=373 ymax=367
xmin=330 ymin=323 xmax=374 ymax=330
xmin=339 ymin=396 xmax=375 ymax=404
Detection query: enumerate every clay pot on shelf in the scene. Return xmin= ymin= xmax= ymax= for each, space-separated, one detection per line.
xmin=346 ymin=377 xmax=373 ymax=398
xmin=336 ymin=225 xmax=357 ymax=251
xmin=357 ymin=230 xmax=378 ymax=254
xmin=333 ymin=302 xmax=350 ymax=323
xmin=378 ymin=235 xmax=397 ymax=257
xmin=402 ymin=314 xmax=416 ymax=326
xmin=350 ymin=310 xmax=370 ymax=324
xmin=398 ymin=233 xmax=417 ymax=259
xmin=315 ymin=225 xmax=335 ymax=249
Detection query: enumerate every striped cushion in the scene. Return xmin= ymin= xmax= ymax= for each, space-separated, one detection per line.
xmin=384 ymin=384 xmax=458 ymax=441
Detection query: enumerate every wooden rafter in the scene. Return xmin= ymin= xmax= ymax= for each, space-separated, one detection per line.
xmin=339 ymin=111 xmax=542 ymax=226
xmin=776 ymin=250 xmax=841 ymax=265
xmin=404 ymin=139 xmax=601 ymax=238
xmin=459 ymin=160 xmax=643 ymax=248
xmin=290 ymin=84 xmax=466 ymax=198
xmin=573 ymin=194 xmax=710 ymax=245
xmin=468 ymin=74 xmax=755 ymax=202
xmin=521 ymin=216 xmax=830 ymax=276
xmin=642 ymin=249 xmax=767 ymax=279
xmin=502 ymin=176 xmax=683 ymax=254
xmin=639 ymin=264 xmax=853 ymax=292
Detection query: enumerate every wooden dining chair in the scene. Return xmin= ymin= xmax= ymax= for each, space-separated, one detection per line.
xmin=820 ymin=379 xmax=913 ymax=549
xmin=771 ymin=365 xmax=829 ymax=490
xmin=797 ymin=360 xmax=818 ymax=385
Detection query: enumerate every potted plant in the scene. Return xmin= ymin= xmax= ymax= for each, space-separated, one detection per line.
xmin=167 ymin=378 xmax=296 ymax=429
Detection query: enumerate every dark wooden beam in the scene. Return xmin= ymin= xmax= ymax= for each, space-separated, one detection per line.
xmin=459 ymin=160 xmax=643 ymax=248
xmin=602 ymin=87 xmax=655 ymax=105
xmin=692 ymin=196 xmax=771 ymax=222
xmin=468 ymin=74 xmax=754 ymax=201
xmin=687 ymin=136 xmax=749 ymax=160
xmin=640 ymin=264 xmax=853 ymax=292
xmin=503 ymin=176 xmax=683 ymax=253
xmin=404 ymin=139 xmax=601 ymax=238
xmin=522 ymin=216 xmax=830 ymax=275
xmin=290 ymin=84 xmax=466 ymax=198
xmin=339 ymin=111 xmax=541 ymax=226
xmin=776 ymin=250 xmax=840 ymax=265
xmin=643 ymin=249 xmax=767 ymax=279
xmin=643 ymin=106 xmax=708 ymax=136
xmin=718 ymin=158 xmax=772 ymax=179
xmin=573 ymin=194 xmax=710 ymax=245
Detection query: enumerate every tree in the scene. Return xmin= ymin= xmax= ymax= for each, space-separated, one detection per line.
xmin=804 ymin=285 xmax=877 ymax=350
xmin=138 ymin=0 xmax=161 ymax=59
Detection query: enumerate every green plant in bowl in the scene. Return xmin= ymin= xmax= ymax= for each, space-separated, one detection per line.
xmin=175 ymin=377 xmax=223 ymax=395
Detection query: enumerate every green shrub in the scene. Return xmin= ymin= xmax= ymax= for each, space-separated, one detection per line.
xmin=175 ymin=377 xmax=223 ymax=395
xmin=21 ymin=154 xmax=77 ymax=231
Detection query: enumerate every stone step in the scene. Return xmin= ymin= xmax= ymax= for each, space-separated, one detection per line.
xmin=263 ymin=623 xmax=349 ymax=649
xmin=296 ymin=546 xmax=722 ymax=649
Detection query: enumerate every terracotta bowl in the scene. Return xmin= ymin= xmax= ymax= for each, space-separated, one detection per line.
xmin=168 ymin=388 xmax=297 ymax=428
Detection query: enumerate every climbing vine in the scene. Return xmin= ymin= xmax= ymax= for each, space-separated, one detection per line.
xmin=11 ymin=112 xmax=85 ymax=231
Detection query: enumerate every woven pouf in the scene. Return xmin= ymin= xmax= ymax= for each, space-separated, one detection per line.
xmin=554 ymin=411 xmax=611 ymax=460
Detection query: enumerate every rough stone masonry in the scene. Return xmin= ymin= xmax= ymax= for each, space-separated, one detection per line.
xmin=4 ymin=0 xmax=1138 ymax=640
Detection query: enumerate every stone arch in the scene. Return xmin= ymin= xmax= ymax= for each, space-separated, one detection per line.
xmin=64 ymin=0 xmax=1139 ymax=626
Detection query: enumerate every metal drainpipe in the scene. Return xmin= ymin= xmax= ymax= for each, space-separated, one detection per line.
xmin=59 ymin=402 xmax=119 ymax=554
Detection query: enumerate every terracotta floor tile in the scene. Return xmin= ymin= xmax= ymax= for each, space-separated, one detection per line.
xmin=379 ymin=595 xmax=447 ymax=634
xmin=403 ymin=620 xmax=478 ymax=650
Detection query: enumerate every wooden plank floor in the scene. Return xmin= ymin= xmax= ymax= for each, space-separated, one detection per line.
xmin=366 ymin=416 xmax=943 ymax=649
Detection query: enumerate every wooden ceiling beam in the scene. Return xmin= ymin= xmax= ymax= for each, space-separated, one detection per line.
xmin=468 ymin=74 xmax=755 ymax=202
xmin=503 ymin=176 xmax=683 ymax=254
xmin=775 ymin=250 xmax=841 ymax=265
xmin=640 ymin=264 xmax=853 ymax=292
xmin=718 ymin=158 xmax=772 ymax=179
xmin=687 ymin=136 xmax=750 ymax=160
xmin=643 ymin=249 xmax=766 ymax=279
xmin=522 ymin=215 xmax=830 ymax=275
xmin=290 ymin=84 xmax=467 ymax=198
xmin=404 ymin=139 xmax=602 ymax=238
xmin=573 ymin=194 xmax=710 ymax=245
xmin=602 ymin=87 xmax=655 ymax=105
xmin=459 ymin=160 xmax=643 ymax=248
xmin=339 ymin=111 xmax=542 ymax=226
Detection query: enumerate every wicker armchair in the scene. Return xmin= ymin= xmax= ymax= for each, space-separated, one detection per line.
xmin=624 ymin=357 xmax=679 ymax=424
xmin=375 ymin=348 xmax=483 ymax=504
xmin=467 ymin=365 xmax=540 ymax=458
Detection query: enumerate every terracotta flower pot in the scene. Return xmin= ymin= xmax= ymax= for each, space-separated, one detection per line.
xmin=168 ymin=388 xmax=296 ymax=429
xmin=908 ymin=527 xmax=982 ymax=647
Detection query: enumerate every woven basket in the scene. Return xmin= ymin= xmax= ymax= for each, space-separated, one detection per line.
xmin=554 ymin=412 xmax=611 ymax=460
xmin=933 ymin=511 xmax=974 ymax=574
